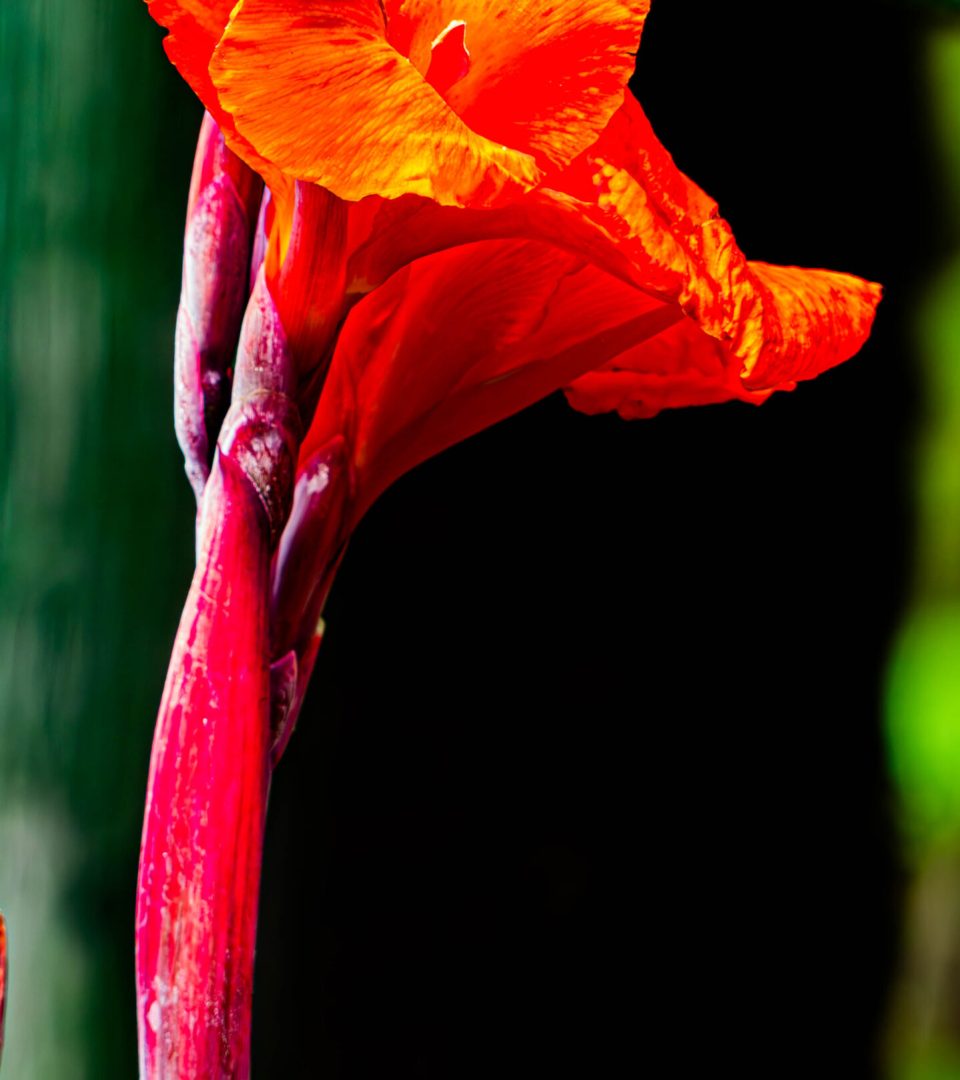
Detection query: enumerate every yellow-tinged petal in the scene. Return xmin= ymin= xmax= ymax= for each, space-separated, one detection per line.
xmin=385 ymin=0 xmax=649 ymax=167
xmin=210 ymin=0 xmax=541 ymax=206
xmin=563 ymin=263 xmax=881 ymax=420
xmin=548 ymin=94 xmax=882 ymax=386
xmin=741 ymin=262 xmax=882 ymax=388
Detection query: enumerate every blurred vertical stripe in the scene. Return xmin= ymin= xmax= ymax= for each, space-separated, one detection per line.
xmin=0 ymin=2 xmax=196 ymax=1074
xmin=885 ymin=15 xmax=960 ymax=1080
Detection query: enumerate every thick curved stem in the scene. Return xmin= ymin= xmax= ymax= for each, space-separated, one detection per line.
xmin=139 ymin=269 xmax=301 ymax=1079
xmin=135 ymin=454 xmax=271 ymax=1080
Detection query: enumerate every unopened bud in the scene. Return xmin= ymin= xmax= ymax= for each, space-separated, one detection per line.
xmin=174 ymin=112 xmax=264 ymax=502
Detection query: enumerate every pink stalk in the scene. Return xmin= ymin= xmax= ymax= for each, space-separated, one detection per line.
xmin=138 ymin=268 xmax=300 ymax=1078
xmin=175 ymin=113 xmax=263 ymax=502
xmin=135 ymin=452 xmax=271 ymax=1079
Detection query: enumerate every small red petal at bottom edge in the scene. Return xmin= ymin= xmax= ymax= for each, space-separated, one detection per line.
xmin=0 ymin=909 xmax=7 ymax=1070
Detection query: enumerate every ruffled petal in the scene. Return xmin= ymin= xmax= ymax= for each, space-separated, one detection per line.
xmin=564 ymin=262 xmax=881 ymax=419
xmin=338 ymin=101 xmax=879 ymax=434
xmin=384 ymin=0 xmax=648 ymax=167
xmin=210 ymin=0 xmax=541 ymax=206
xmin=302 ymin=239 xmax=682 ymax=519
xmin=547 ymin=94 xmax=882 ymax=383
xmin=308 ymin=176 xmax=879 ymax=514
xmin=741 ymin=262 xmax=882 ymax=388
xmin=564 ymin=317 xmax=769 ymax=419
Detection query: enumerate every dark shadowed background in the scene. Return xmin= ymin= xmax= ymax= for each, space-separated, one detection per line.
xmin=0 ymin=0 xmax=944 ymax=1076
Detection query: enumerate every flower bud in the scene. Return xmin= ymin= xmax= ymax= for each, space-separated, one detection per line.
xmin=175 ymin=113 xmax=263 ymax=501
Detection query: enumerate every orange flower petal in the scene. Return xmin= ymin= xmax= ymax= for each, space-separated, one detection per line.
xmin=564 ymin=319 xmax=766 ymax=420
xmin=564 ymin=263 xmax=880 ymax=419
xmin=547 ymin=94 xmax=882 ymax=383
xmin=342 ymin=91 xmax=881 ymax=340
xmin=302 ymin=239 xmax=682 ymax=519
xmin=307 ymin=190 xmax=879 ymax=515
xmin=384 ymin=0 xmax=648 ymax=167
xmin=343 ymin=191 xmax=641 ymax=299
xmin=210 ymin=0 xmax=541 ymax=206
xmin=741 ymin=262 xmax=882 ymax=388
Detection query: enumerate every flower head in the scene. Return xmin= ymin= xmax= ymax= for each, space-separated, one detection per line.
xmin=147 ymin=0 xmax=880 ymax=508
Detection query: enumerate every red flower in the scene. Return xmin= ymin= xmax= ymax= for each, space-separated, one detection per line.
xmin=148 ymin=0 xmax=880 ymax=506
xmin=0 ymin=910 xmax=7 ymax=1070
xmin=297 ymin=98 xmax=880 ymax=522
xmin=138 ymin=1 xmax=881 ymax=1076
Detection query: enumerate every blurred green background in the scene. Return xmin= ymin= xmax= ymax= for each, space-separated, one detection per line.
xmin=0 ymin=3 xmax=197 ymax=1074
xmin=885 ymin=15 xmax=960 ymax=1079
xmin=2 ymin=0 xmax=960 ymax=1076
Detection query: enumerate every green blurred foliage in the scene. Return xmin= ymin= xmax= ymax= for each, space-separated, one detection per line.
xmin=888 ymin=604 xmax=960 ymax=848
xmin=886 ymin=19 xmax=960 ymax=856
xmin=0 ymin=1 xmax=198 ymax=1074
xmin=884 ymin=16 xmax=960 ymax=1080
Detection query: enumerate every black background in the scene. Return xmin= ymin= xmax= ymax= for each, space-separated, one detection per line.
xmin=253 ymin=2 xmax=922 ymax=1075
